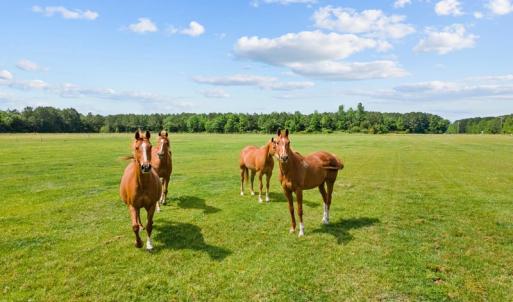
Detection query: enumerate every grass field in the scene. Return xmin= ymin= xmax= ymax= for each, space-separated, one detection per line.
xmin=1 ymin=133 xmax=513 ymax=301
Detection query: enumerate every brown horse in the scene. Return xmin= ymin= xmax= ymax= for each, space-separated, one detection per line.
xmin=151 ymin=130 xmax=173 ymax=212
xmin=119 ymin=130 xmax=162 ymax=250
xmin=239 ymin=138 xmax=276 ymax=203
xmin=274 ymin=129 xmax=343 ymax=236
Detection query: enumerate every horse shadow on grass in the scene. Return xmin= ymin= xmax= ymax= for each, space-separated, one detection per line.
xmin=312 ymin=217 xmax=380 ymax=245
xmin=267 ymin=192 xmax=321 ymax=208
xmin=154 ymin=221 xmax=231 ymax=261
xmin=171 ymin=195 xmax=220 ymax=214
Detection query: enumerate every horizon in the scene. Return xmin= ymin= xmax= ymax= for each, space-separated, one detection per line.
xmin=1 ymin=1 xmax=513 ymax=121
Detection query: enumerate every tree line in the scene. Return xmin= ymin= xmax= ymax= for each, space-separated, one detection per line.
xmin=1 ymin=103 xmax=453 ymax=134
xmin=448 ymin=115 xmax=513 ymax=134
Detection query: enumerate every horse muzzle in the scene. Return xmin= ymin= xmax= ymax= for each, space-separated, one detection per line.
xmin=141 ymin=163 xmax=152 ymax=173
xmin=279 ymin=155 xmax=289 ymax=163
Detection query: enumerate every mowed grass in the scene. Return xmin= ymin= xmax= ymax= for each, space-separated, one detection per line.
xmin=1 ymin=133 xmax=513 ymax=301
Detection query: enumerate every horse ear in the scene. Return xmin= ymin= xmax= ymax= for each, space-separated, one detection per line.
xmin=135 ymin=131 xmax=140 ymax=140
xmin=276 ymin=129 xmax=281 ymax=136
xmin=145 ymin=130 xmax=151 ymax=139
xmin=158 ymin=130 xmax=162 ymax=137
xmin=271 ymin=137 xmax=274 ymax=142
xmin=165 ymin=131 xmax=168 ymax=137
xmin=285 ymin=129 xmax=289 ymax=137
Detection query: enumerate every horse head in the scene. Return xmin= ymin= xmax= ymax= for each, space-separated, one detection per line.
xmin=156 ymin=130 xmax=170 ymax=158
xmin=274 ymin=129 xmax=291 ymax=163
xmin=133 ymin=130 xmax=153 ymax=174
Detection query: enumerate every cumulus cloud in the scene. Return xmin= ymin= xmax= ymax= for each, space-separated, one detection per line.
xmin=435 ymin=0 xmax=464 ymax=16
xmin=193 ymin=74 xmax=315 ymax=91
xmin=394 ymin=0 xmax=412 ymax=8
xmin=286 ymin=60 xmax=408 ymax=81
xmin=414 ymin=24 xmax=477 ymax=54
xmin=32 ymin=5 xmax=98 ymax=20
xmin=168 ymin=21 xmax=205 ymax=37
xmin=251 ymin=0 xmax=316 ymax=7
xmin=235 ymin=31 xmax=390 ymax=65
xmin=313 ymin=6 xmax=415 ymax=39
xmin=234 ymin=31 xmax=406 ymax=81
xmin=200 ymin=88 xmax=230 ymax=98
xmin=473 ymin=11 xmax=484 ymax=18
xmin=487 ymin=0 xmax=513 ymax=15
xmin=0 ymin=70 xmax=13 ymax=80
xmin=16 ymin=59 xmax=42 ymax=72
xmin=128 ymin=18 xmax=158 ymax=33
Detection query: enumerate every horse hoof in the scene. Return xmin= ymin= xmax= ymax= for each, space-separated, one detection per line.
xmin=135 ymin=241 xmax=143 ymax=248
xmin=251 ymin=192 xmax=255 ymax=196
xmin=298 ymin=231 xmax=304 ymax=237
xmin=322 ymin=219 xmax=329 ymax=225
xmin=258 ymin=197 xmax=263 ymax=203
xmin=289 ymin=228 xmax=295 ymax=233
xmin=240 ymin=192 xmax=244 ymax=196
xmin=266 ymin=197 xmax=270 ymax=203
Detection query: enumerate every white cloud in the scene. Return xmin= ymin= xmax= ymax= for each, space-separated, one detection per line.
xmin=0 ymin=70 xmax=13 ymax=80
xmin=487 ymin=0 xmax=513 ymax=15
xmin=235 ymin=31 xmax=390 ymax=65
xmin=313 ymin=6 xmax=415 ymax=39
xmin=414 ymin=24 xmax=477 ymax=54
xmin=2 ymin=79 xmax=49 ymax=90
xmin=473 ymin=11 xmax=484 ymax=18
xmin=193 ymin=74 xmax=315 ymax=91
xmin=32 ymin=5 xmax=98 ymax=20
xmin=287 ymin=60 xmax=408 ymax=80
xmin=234 ymin=31 xmax=405 ymax=81
xmin=394 ymin=0 xmax=412 ymax=8
xmin=201 ymin=88 xmax=230 ymax=98
xmin=349 ymin=76 xmax=513 ymax=101
xmin=128 ymin=18 xmax=158 ymax=33
xmin=435 ymin=0 xmax=464 ymax=16
xmin=168 ymin=21 xmax=205 ymax=37
xmin=251 ymin=0 xmax=316 ymax=7
xmin=16 ymin=59 xmax=41 ymax=72
xmin=175 ymin=21 xmax=205 ymax=37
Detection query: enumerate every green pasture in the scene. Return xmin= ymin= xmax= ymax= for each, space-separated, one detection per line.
xmin=1 ymin=133 xmax=513 ymax=301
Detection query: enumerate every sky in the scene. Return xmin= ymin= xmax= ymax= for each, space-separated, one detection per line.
xmin=1 ymin=0 xmax=513 ymax=120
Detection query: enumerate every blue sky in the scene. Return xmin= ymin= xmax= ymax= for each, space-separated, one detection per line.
xmin=1 ymin=0 xmax=513 ymax=120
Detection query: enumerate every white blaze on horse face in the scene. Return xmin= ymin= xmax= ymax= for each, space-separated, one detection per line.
xmin=141 ymin=142 xmax=149 ymax=164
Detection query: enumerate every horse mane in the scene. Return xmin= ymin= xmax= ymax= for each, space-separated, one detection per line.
xmin=119 ymin=155 xmax=134 ymax=161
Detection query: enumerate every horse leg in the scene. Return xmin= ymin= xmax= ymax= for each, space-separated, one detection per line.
xmin=129 ymin=205 xmax=143 ymax=248
xmin=284 ymin=189 xmax=296 ymax=233
xmin=155 ymin=198 xmax=161 ymax=213
xmin=136 ymin=208 xmax=144 ymax=230
xmin=240 ymin=167 xmax=245 ymax=196
xmin=296 ymin=189 xmax=305 ymax=237
xmin=265 ymin=173 xmax=271 ymax=203
xmin=325 ymin=181 xmax=335 ymax=224
xmin=319 ymin=183 xmax=329 ymax=224
xmin=161 ymin=176 xmax=169 ymax=205
xmin=258 ymin=172 xmax=263 ymax=203
xmin=145 ymin=203 xmax=156 ymax=251
xmin=250 ymin=170 xmax=256 ymax=195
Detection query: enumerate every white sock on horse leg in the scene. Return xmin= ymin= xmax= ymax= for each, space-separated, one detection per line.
xmin=146 ymin=237 xmax=153 ymax=250
xmin=299 ymin=223 xmax=305 ymax=237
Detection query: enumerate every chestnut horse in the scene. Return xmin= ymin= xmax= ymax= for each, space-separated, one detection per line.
xmin=151 ymin=130 xmax=173 ymax=212
xmin=274 ymin=129 xmax=343 ymax=236
xmin=120 ymin=131 xmax=162 ymax=250
xmin=239 ymin=138 xmax=276 ymax=203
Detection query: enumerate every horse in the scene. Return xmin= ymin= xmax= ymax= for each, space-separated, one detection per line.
xmin=151 ymin=130 xmax=173 ymax=212
xmin=274 ymin=129 xmax=344 ymax=237
xmin=119 ymin=130 xmax=162 ymax=250
xmin=239 ymin=138 xmax=276 ymax=203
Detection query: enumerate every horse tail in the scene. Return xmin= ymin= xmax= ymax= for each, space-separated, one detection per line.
xmin=323 ymin=155 xmax=344 ymax=170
